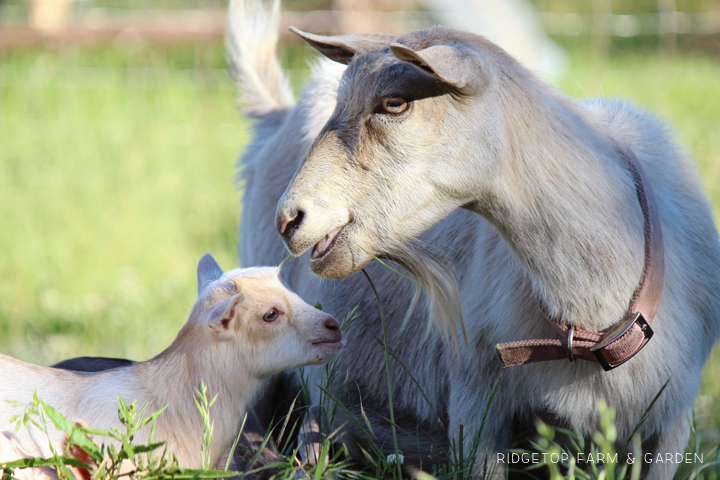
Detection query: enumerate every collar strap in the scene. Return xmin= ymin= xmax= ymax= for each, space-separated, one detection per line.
xmin=496 ymin=145 xmax=665 ymax=371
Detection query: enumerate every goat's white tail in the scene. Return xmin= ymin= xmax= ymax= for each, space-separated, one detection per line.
xmin=226 ymin=0 xmax=295 ymax=117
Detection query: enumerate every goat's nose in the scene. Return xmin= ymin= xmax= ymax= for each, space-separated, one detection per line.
xmin=323 ymin=315 xmax=342 ymax=341
xmin=324 ymin=316 xmax=340 ymax=332
xmin=276 ymin=206 xmax=305 ymax=239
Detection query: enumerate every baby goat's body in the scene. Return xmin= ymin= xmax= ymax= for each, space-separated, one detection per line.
xmin=0 ymin=350 xmax=256 ymax=467
xmin=0 ymin=256 xmax=342 ymax=470
xmin=0 ymin=357 xmax=189 ymax=459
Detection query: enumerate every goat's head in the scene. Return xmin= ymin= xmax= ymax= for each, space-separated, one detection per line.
xmin=190 ymin=254 xmax=342 ymax=376
xmin=277 ymin=27 xmax=506 ymax=279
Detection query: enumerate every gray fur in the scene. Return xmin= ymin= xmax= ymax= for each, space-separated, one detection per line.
xmin=229 ymin=2 xmax=720 ymax=478
xmin=197 ymin=252 xmax=224 ymax=295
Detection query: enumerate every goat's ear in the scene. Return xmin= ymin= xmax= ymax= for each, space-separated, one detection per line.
xmin=209 ymin=293 xmax=246 ymax=333
xmin=290 ymin=27 xmax=398 ymax=64
xmin=197 ymin=253 xmax=223 ymax=296
xmin=390 ymin=43 xmax=488 ymax=93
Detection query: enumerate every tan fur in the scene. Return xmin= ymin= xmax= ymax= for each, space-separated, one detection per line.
xmin=1 ymin=431 xmax=61 ymax=480
xmin=0 ymin=255 xmax=342 ymax=471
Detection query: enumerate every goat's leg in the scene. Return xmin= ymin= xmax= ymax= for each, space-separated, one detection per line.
xmin=1 ymin=431 xmax=60 ymax=480
xmin=234 ymin=372 xmax=311 ymax=478
xmin=296 ymin=406 xmax=327 ymax=466
xmin=464 ymin=423 xmax=512 ymax=480
xmin=253 ymin=372 xmax=306 ymax=452
xmin=640 ymin=411 xmax=691 ymax=480
xmin=448 ymin=373 xmax=513 ymax=480
xmin=231 ymin=408 xmax=287 ymax=479
xmin=229 ymin=408 xmax=314 ymax=480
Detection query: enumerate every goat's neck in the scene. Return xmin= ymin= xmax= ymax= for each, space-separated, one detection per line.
xmin=477 ymin=84 xmax=645 ymax=330
xmin=135 ymin=331 xmax=262 ymax=468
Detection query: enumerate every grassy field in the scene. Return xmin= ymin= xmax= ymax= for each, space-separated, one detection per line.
xmin=1 ymin=41 xmax=719 ymax=476
xmin=0 ymin=44 xmax=246 ymax=364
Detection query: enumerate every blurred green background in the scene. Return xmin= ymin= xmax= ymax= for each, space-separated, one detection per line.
xmin=1 ymin=0 xmax=719 ymax=473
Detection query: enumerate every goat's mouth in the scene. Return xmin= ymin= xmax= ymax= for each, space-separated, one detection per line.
xmin=311 ymin=227 xmax=344 ymax=261
xmin=311 ymin=338 xmax=344 ymax=361
xmin=307 ymin=222 xmax=374 ymax=279
xmin=312 ymin=339 xmax=344 ymax=348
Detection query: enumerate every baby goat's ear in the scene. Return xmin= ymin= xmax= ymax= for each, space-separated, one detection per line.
xmin=290 ymin=27 xmax=398 ymax=64
xmin=208 ymin=293 xmax=246 ymax=333
xmin=389 ymin=43 xmax=490 ymax=94
xmin=197 ymin=253 xmax=223 ymax=296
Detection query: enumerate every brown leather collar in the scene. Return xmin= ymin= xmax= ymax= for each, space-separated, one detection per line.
xmin=496 ymin=144 xmax=664 ymax=371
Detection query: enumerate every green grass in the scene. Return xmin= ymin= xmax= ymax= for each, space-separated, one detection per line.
xmin=0 ymin=44 xmax=245 ymax=364
xmin=0 ymin=41 xmax=719 ymax=477
xmin=0 ymin=42 xmax=316 ymax=365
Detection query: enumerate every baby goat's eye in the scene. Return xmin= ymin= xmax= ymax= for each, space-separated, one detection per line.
xmin=263 ymin=308 xmax=279 ymax=322
xmin=378 ymin=97 xmax=409 ymax=115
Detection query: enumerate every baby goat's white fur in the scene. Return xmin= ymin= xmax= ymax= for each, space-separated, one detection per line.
xmin=1 ymin=431 xmax=64 ymax=480
xmin=0 ymin=254 xmax=341 ymax=470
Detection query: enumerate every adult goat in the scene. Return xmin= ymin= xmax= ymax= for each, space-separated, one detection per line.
xmin=230 ymin=1 xmax=720 ymax=477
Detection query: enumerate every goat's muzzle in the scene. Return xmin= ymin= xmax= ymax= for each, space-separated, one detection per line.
xmin=310 ymin=314 xmax=344 ymax=361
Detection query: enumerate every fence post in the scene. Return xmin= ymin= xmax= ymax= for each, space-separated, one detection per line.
xmin=658 ymin=0 xmax=678 ymax=58
xmin=592 ymin=0 xmax=612 ymax=65
xmin=29 ymin=0 xmax=72 ymax=30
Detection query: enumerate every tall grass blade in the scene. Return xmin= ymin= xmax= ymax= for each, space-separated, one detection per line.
xmin=275 ymin=395 xmax=299 ymax=450
xmin=372 ymin=337 xmax=444 ymax=428
xmin=362 ymin=268 xmax=402 ymax=479
xmin=224 ymin=412 xmax=247 ymax=471
xmin=618 ymin=378 xmax=669 ymax=455
xmin=278 ymin=254 xmax=293 ymax=270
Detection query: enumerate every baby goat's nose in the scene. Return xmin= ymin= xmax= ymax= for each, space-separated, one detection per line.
xmin=323 ymin=315 xmax=342 ymax=342
xmin=324 ymin=316 xmax=340 ymax=332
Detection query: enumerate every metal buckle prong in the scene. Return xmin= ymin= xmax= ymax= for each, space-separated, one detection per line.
xmin=567 ymin=325 xmax=575 ymax=363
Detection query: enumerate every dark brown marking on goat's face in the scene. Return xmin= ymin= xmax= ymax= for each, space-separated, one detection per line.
xmin=278 ymin=27 xmax=506 ymax=279
xmin=314 ymin=53 xmax=453 ymax=177
xmin=331 ymin=55 xmax=450 ymax=143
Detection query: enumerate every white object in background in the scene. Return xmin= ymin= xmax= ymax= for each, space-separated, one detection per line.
xmin=425 ymin=0 xmax=569 ymax=79
xmin=29 ymin=0 xmax=73 ymax=30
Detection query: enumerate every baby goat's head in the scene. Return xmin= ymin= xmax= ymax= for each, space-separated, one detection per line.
xmin=186 ymin=253 xmax=342 ymax=377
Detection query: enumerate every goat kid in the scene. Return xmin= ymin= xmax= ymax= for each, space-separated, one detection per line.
xmin=229 ymin=1 xmax=720 ymax=478
xmin=0 ymin=254 xmax=342 ymax=470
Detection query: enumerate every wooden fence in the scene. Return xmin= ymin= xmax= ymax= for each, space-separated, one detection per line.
xmin=1 ymin=1 xmax=719 ymax=52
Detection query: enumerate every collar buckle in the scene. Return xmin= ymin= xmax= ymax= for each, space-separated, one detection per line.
xmin=590 ymin=312 xmax=653 ymax=371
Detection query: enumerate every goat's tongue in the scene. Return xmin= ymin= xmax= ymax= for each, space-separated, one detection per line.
xmin=312 ymin=228 xmax=342 ymax=260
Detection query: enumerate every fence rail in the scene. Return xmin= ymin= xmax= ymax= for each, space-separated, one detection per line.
xmin=1 ymin=4 xmax=719 ymax=52
xmin=541 ymin=11 xmax=720 ymax=36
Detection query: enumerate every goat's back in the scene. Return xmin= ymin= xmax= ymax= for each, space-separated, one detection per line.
xmin=0 ymin=354 xmax=147 ymax=458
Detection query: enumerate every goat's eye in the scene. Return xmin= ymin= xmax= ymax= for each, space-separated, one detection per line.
xmin=379 ymin=97 xmax=409 ymax=115
xmin=263 ymin=308 xmax=278 ymax=322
